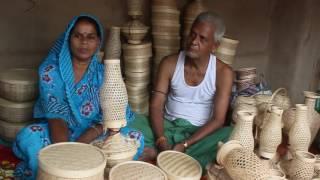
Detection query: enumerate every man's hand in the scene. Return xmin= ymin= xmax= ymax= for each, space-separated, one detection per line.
xmin=157 ymin=140 xmax=171 ymax=152
xmin=172 ymin=143 xmax=186 ymax=152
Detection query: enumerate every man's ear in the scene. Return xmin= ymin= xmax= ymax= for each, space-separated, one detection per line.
xmin=211 ymin=42 xmax=220 ymax=53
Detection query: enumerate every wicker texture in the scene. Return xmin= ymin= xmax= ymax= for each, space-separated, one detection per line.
xmin=303 ymin=91 xmax=320 ymax=144
xmin=233 ymin=95 xmax=256 ymax=108
xmin=236 ymin=67 xmax=256 ymax=80
xmin=109 ymin=161 xmax=167 ymax=180
xmin=152 ymin=0 xmax=177 ymax=9
xmin=0 ymin=119 xmax=31 ymax=141
xmin=217 ymin=141 xmax=269 ymax=180
xmin=121 ymin=19 xmax=149 ymax=45
xmin=105 ymin=27 xmax=121 ymax=60
xmin=122 ymin=42 xmax=152 ymax=58
xmin=206 ymin=163 xmax=232 ymax=180
xmin=229 ymin=111 xmax=255 ymax=150
xmin=152 ymin=21 xmax=180 ymax=35
xmin=127 ymin=0 xmax=143 ymax=17
xmin=38 ymin=142 xmax=106 ymax=179
xmin=254 ymin=94 xmax=272 ymax=105
xmin=0 ymin=97 xmax=34 ymax=123
xmin=215 ymin=37 xmax=240 ymax=65
xmin=263 ymin=169 xmax=286 ymax=180
xmin=259 ymin=106 xmax=283 ymax=159
xmin=232 ymin=104 xmax=257 ymax=124
xmin=152 ymin=35 xmax=181 ymax=47
xmin=0 ymin=68 xmax=38 ymax=102
xmin=315 ymin=155 xmax=320 ymax=178
xmin=152 ymin=6 xmax=180 ymax=22
xmin=124 ymin=58 xmax=151 ymax=73
xmin=157 ymin=151 xmax=202 ymax=180
xmin=289 ymin=104 xmax=311 ymax=152
xmin=235 ymin=78 xmax=256 ymax=92
xmin=282 ymin=107 xmax=296 ymax=134
xmin=289 ymin=151 xmax=316 ymax=180
xmin=100 ymin=60 xmax=128 ymax=129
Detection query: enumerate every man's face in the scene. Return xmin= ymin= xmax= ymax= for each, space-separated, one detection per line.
xmin=186 ymin=21 xmax=217 ymax=59
xmin=69 ymin=21 xmax=100 ymax=62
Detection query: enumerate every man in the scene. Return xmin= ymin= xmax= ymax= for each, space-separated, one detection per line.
xmin=129 ymin=12 xmax=233 ymax=169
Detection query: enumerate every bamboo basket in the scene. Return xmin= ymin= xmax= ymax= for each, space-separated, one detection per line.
xmin=126 ymin=83 xmax=149 ymax=96
xmin=289 ymin=151 xmax=316 ymax=180
xmin=235 ymin=67 xmax=257 ymax=80
xmin=37 ymin=142 xmax=106 ymax=180
xmin=0 ymin=119 xmax=32 ymax=141
xmin=152 ymin=0 xmax=177 ymax=9
xmin=122 ymin=42 xmax=152 ymax=58
xmin=157 ymin=151 xmax=202 ymax=180
xmin=0 ymin=68 xmax=38 ymax=102
xmin=152 ymin=6 xmax=180 ymax=22
xmin=0 ymin=97 xmax=34 ymax=123
xmin=233 ymin=95 xmax=256 ymax=108
xmin=254 ymin=94 xmax=272 ymax=105
xmin=282 ymin=107 xmax=296 ymax=134
xmin=127 ymin=0 xmax=143 ymax=17
xmin=235 ymin=78 xmax=256 ymax=92
xmin=121 ymin=20 xmax=149 ymax=45
xmin=314 ymin=155 xmax=320 ymax=178
xmin=152 ymin=21 xmax=180 ymax=36
xmin=153 ymin=34 xmax=181 ymax=47
xmin=125 ymin=71 xmax=150 ymax=85
xmin=303 ymin=91 xmax=320 ymax=143
xmin=206 ymin=163 xmax=232 ymax=180
xmin=124 ymin=58 xmax=151 ymax=73
xmin=215 ymin=37 xmax=240 ymax=65
xmin=109 ymin=161 xmax=168 ymax=180
xmin=105 ymin=27 xmax=121 ymax=60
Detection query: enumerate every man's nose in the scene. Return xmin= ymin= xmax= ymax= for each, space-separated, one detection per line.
xmin=191 ymin=35 xmax=199 ymax=44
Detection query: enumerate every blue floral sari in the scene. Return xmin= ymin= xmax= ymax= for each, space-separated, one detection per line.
xmin=12 ymin=14 xmax=144 ymax=180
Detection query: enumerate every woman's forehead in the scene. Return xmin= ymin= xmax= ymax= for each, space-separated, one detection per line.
xmin=73 ymin=21 xmax=98 ymax=33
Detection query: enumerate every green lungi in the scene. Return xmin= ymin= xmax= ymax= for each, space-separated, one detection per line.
xmin=128 ymin=114 xmax=233 ymax=169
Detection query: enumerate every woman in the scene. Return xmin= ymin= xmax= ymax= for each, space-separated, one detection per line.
xmin=13 ymin=14 xmax=144 ymax=179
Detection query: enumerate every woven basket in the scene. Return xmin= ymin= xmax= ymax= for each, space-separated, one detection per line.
xmin=37 ymin=142 xmax=106 ymax=180
xmin=206 ymin=163 xmax=232 ymax=180
xmin=235 ymin=78 xmax=256 ymax=92
xmin=152 ymin=0 xmax=177 ymax=9
xmin=126 ymin=83 xmax=149 ymax=96
xmin=235 ymin=67 xmax=257 ymax=80
xmin=303 ymin=91 xmax=320 ymax=144
xmin=105 ymin=27 xmax=121 ymax=60
xmin=127 ymin=0 xmax=144 ymax=17
xmin=264 ymin=169 xmax=287 ymax=180
xmin=124 ymin=58 xmax=151 ymax=73
xmin=129 ymin=100 xmax=149 ymax=114
xmin=0 ymin=68 xmax=38 ymax=102
xmin=254 ymin=94 xmax=272 ymax=105
xmin=154 ymin=46 xmax=180 ymax=58
xmin=0 ymin=97 xmax=34 ymax=123
xmin=122 ymin=42 xmax=152 ymax=59
xmin=125 ymin=71 xmax=150 ymax=85
xmin=152 ymin=21 xmax=180 ymax=36
xmin=232 ymin=104 xmax=257 ymax=124
xmin=157 ymin=150 xmax=202 ymax=180
xmin=109 ymin=161 xmax=168 ymax=180
xmin=184 ymin=0 xmax=207 ymax=22
xmin=289 ymin=151 xmax=316 ymax=180
xmin=153 ymin=34 xmax=181 ymax=47
xmin=121 ymin=20 xmax=149 ymax=45
xmin=314 ymin=155 xmax=320 ymax=178
xmin=152 ymin=6 xmax=180 ymax=22
xmin=0 ymin=119 xmax=32 ymax=141
xmin=215 ymin=37 xmax=240 ymax=65
xmin=233 ymin=95 xmax=256 ymax=108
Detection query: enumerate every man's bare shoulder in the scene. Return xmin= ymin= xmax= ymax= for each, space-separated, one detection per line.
xmin=216 ymin=59 xmax=234 ymax=78
xmin=160 ymin=53 xmax=179 ymax=67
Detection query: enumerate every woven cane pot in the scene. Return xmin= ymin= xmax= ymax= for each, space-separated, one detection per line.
xmin=105 ymin=27 xmax=121 ymax=60
xmin=272 ymin=88 xmax=291 ymax=110
xmin=152 ymin=6 xmax=180 ymax=22
xmin=303 ymin=91 xmax=320 ymax=144
xmin=0 ymin=68 xmax=38 ymax=102
xmin=109 ymin=161 xmax=168 ymax=180
xmin=235 ymin=78 xmax=256 ymax=92
xmin=121 ymin=20 xmax=149 ymax=45
xmin=217 ymin=140 xmax=269 ymax=180
xmin=289 ymin=151 xmax=316 ymax=180
xmin=157 ymin=151 xmax=202 ymax=180
xmin=0 ymin=97 xmax=34 ymax=123
xmin=152 ymin=0 xmax=177 ymax=9
xmin=233 ymin=95 xmax=256 ymax=108
xmin=232 ymin=104 xmax=257 ymax=124
xmin=100 ymin=60 xmax=128 ymax=129
xmin=122 ymin=42 xmax=152 ymax=59
xmin=259 ymin=106 xmax=283 ymax=159
xmin=289 ymin=104 xmax=311 ymax=152
xmin=127 ymin=0 xmax=144 ymax=17
xmin=153 ymin=34 xmax=181 ymax=47
xmin=215 ymin=37 xmax=240 ymax=65
xmin=37 ymin=142 xmax=106 ymax=180
xmin=314 ymin=155 xmax=320 ymax=178
xmin=152 ymin=21 xmax=180 ymax=36
xmin=124 ymin=58 xmax=151 ymax=73
xmin=235 ymin=67 xmax=257 ymax=80
xmin=0 ymin=119 xmax=31 ymax=141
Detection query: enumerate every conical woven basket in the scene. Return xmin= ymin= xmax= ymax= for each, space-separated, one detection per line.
xmin=0 ymin=68 xmax=38 ymax=102
xmin=109 ymin=161 xmax=168 ymax=180
xmin=37 ymin=142 xmax=106 ymax=180
xmin=0 ymin=119 xmax=32 ymax=141
xmin=157 ymin=150 xmax=202 ymax=180
xmin=0 ymin=97 xmax=34 ymax=123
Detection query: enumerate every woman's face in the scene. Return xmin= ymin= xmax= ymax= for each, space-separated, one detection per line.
xmin=70 ymin=20 xmax=100 ymax=63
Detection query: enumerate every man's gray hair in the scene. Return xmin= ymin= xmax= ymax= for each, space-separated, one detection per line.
xmin=193 ymin=12 xmax=226 ymax=43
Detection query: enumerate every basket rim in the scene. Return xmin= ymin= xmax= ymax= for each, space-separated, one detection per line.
xmin=0 ymin=97 xmax=34 ymax=108
xmin=151 ymin=6 xmax=180 ymax=14
xmin=220 ymin=37 xmax=240 ymax=44
xmin=0 ymin=68 xmax=38 ymax=85
xmin=122 ymin=42 xmax=152 ymax=49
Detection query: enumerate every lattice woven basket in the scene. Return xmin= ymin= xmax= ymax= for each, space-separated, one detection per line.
xmin=157 ymin=150 xmax=202 ymax=180
xmin=124 ymin=57 xmax=151 ymax=73
xmin=37 ymin=142 xmax=106 ymax=180
xmin=0 ymin=68 xmax=38 ymax=102
xmin=105 ymin=27 xmax=121 ymax=60
xmin=288 ymin=151 xmax=316 ymax=180
xmin=109 ymin=161 xmax=167 ymax=180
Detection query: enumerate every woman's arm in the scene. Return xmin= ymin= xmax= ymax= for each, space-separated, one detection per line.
xmin=76 ymin=123 xmax=103 ymax=144
xmin=48 ymin=119 xmax=69 ymax=143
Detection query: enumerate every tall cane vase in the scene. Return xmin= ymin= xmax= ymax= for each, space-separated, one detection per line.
xmin=259 ymin=105 xmax=283 ymax=159
xmin=105 ymin=27 xmax=121 ymax=60
xmin=304 ymin=91 xmax=320 ymax=144
xmin=100 ymin=60 xmax=128 ymax=130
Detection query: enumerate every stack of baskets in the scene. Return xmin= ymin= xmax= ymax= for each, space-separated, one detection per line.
xmin=151 ymin=0 xmax=181 ymax=83
xmin=234 ymin=67 xmax=257 ymax=92
xmin=0 ymin=68 xmax=38 ymax=141
xmin=122 ymin=0 xmax=152 ymax=115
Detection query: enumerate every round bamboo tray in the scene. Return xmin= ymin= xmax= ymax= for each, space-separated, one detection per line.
xmin=153 ymin=34 xmax=181 ymax=47
xmin=109 ymin=161 xmax=168 ymax=180
xmin=0 ymin=119 xmax=32 ymax=141
xmin=235 ymin=67 xmax=257 ymax=80
xmin=152 ymin=6 xmax=180 ymax=22
xmin=38 ymin=142 xmax=106 ymax=180
xmin=124 ymin=58 xmax=151 ymax=73
xmin=152 ymin=0 xmax=177 ymax=9
xmin=0 ymin=97 xmax=34 ymax=123
xmin=122 ymin=42 xmax=152 ymax=59
xmin=0 ymin=68 xmax=38 ymax=102
xmin=157 ymin=150 xmax=202 ymax=180
xmin=152 ymin=21 xmax=180 ymax=36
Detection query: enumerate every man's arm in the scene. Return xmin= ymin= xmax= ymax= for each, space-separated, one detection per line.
xmin=150 ymin=55 xmax=177 ymax=150
xmin=174 ymin=62 xmax=233 ymax=151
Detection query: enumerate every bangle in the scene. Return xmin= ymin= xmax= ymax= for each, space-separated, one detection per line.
xmin=91 ymin=125 xmax=101 ymax=137
xmin=155 ymin=136 xmax=167 ymax=147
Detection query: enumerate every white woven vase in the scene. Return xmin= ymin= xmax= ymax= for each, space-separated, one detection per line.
xmin=289 ymin=151 xmax=316 ymax=180
xmin=229 ymin=111 xmax=255 ymax=150
xmin=288 ymin=104 xmax=311 ymax=152
xmin=100 ymin=60 xmax=128 ymax=129
xmin=259 ymin=105 xmax=283 ymax=159
xmin=217 ymin=140 xmax=269 ymax=180
xmin=303 ymin=91 xmax=320 ymax=144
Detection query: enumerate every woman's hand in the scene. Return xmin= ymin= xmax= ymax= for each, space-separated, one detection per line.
xmin=172 ymin=143 xmax=186 ymax=152
xmin=76 ymin=124 xmax=103 ymax=144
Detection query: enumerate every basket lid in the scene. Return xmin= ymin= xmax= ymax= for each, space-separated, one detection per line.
xmin=157 ymin=151 xmax=202 ymax=179
xmin=0 ymin=97 xmax=34 ymax=108
xmin=38 ymin=142 xmax=106 ymax=178
xmin=0 ymin=68 xmax=38 ymax=85
xmin=109 ymin=161 xmax=168 ymax=180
